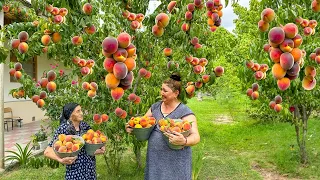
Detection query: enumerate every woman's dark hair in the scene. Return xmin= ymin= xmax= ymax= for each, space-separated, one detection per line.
xmin=163 ymin=73 xmax=182 ymax=96
xmin=59 ymin=103 xmax=79 ymax=125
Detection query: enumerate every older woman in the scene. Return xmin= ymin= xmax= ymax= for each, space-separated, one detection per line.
xmin=44 ymin=103 xmax=105 ymax=180
xmin=127 ymin=74 xmax=200 ymax=180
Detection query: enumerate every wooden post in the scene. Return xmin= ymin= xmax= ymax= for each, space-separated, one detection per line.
xmin=0 ymin=10 xmax=5 ymax=169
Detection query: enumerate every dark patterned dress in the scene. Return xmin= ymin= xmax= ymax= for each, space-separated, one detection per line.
xmin=48 ymin=121 xmax=96 ymax=180
xmin=145 ymin=101 xmax=195 ymax=180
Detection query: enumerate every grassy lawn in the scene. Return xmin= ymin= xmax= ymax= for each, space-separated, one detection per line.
xmin=2 ymin=95 xmax=320 ymax=179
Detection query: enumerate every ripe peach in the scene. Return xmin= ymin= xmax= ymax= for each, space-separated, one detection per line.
xmin=46 ymin=81 xmax=57 ymax=93
xmin=283 ymin=23 xmax=298 ymax=38
xmin=254 ymin=71 xmax=264 ymax=80
xmin=302 ymin=75 xmax=316 ymax=90
xmin=155 ymin=13 xmax=170 ymax=28
xmin=40 ymin=78 xmax=49 ymax=88
xmin=139 ymin=68 xmax=148 ymax=77
xmin=101 ymin=114 xmax=109 ymax=122
xmin=261 ymin=8 xmax=275 ymax=23
xmin=136 ymin=13 xmax=145 ymax=22
xmin=18 ymin=42 xmax=29 ymax=54
xmin=11 ymin=39 xmax=20 ymax=49
xmin=89 ymin=82 xmax=98 ymax=91
xmin=111 ymin=87 xmax=124 ymax=101
xmin=312 ymin=0 xmax=320 ymax=12
xmin=59 ymin=8 xmax=68 ymax=16
xmin=58 ymin=146 xmax=67 ymax=153
xmin=83 ymin=3 xmax=92 ymax=15
xmin=195 ymin=81 xmax=203 ymax=88
xmin=9 ymin=68 xmax=16 ymax=77
xmin=163 ymin=48 xmax=172 ymax=56
xmin=18 ymin=31 xmax=29 ymax=42
xmin=286 ymin=63 xmax=300 ymax=76
xmin=269 ymin=101 xmax=276 ymax=109
xmin=71 ymin=36 xmax=83 ymax=46
xmin=187 ymin=3 xmax=195 ymax=12
xmin=115 ymin=107 xmax=124 ymax=117
xmin=246 ymin=60 xmax=254 ymax=69
xmin=269 ymin=48 xmax=282 ymax=63
xmin=263 ymin=44 xmax=271 ymax=52
xmin=124 ymin=57 xmax=136 ymax=71
xmin=52 ymin=32 xmax=61 ymax=43
xmin=87 ymin=90 xmax=96 ymax=98
xmin=277 ymin=77 xmax=290 ymax=91
xmin=54 ymin=15 xmax=63 ymax=24
xmin=186 ymin=85 xmax=195 ymax=95
xmin=113 ymin=48 xmax=128 ymax=62
xmin=105 ymin=73 xmax=120 ymax=89
xmin=103 ymin=57 xmax=116 ymax=73
xmin=14 ymin=62 xmax=22 ymax=71
xmin=246 ymin=88 xmax=253 ymax=97
xmin=251 ymin=91 xmax=259 ymax=100
xmin=258 ymin=20 xmax=269 ymax=32
xmin=152 ymin=25 xmax=164 ymax=37
xmin=214 ymin=66 xmax=224 ymax=77
xmin=130 ymin=21 xmax=140 ymax=30
xmin=280 ymin=52 xmax=294 ymax=70
xmin=84 ymin=24 xmax=96 ymax=35
xmin=181 ymin=23 xmax=190 ymax=32
xmin=47 ymin=70 xmax=56 ymax=82
xmin=309 ymin=20 xmax=317 ymax=28
xmin=309 ymin=53 xmax=316 ymax=61
xmin=14 ymin=71 xmax=22 ymax=80
xmin=301 ymin=19 xmax=309 ymax=27
xmin=71 ymin=144 xmax=79 ymax=152
xmin=117 ymin=32 xmax=131 ymax=48
xmin=167 ymin=1 xmax=177 ymax=13
xmin=31 ymin=95 xmax=40 ymax=103
xmin=303 ymin=27 xmax=313 ymax=36
xmin=279 ymin=39 xmax=294 ymax=52
xmin=185 ymin=11 xmax=193 ymax=21
xmin=194 ymin=43 xmax=202 ymax=50
xmin=252 ymin=63 xmax=260 ymax=71
xmin=274 ymin=95 xmax=282 ymax=104
xmin=134 ymin=96 xmax=141 ymax=104
xmin=259 ymin=64 xmax=269 ymax=72
xmin=51 ymin=7 xmax=60 ymax=15
xmin=82 ymin=82 xmax=90 ymax=90
xmin=102 ymin=37 xmax=118 ymax=54
xmin=37 ymin=99 xmax=45 ymax=108
xmin=128 ymin=93 xmax=137 ymax=102
xmin=41 ymin=35 xmax=51 ymax=46
xmin=202 ymin=74 xmax=210 ymax=83
xmin=93 ymin=114 xmax=101 ymax=121
xmin=81 ymin=67 xmax=91 ymax=76
xmin=290 ymin=48 xmax=302 ymax=62
xmin=113 ymin=62 xmax=128 ymax=79
xmin=145 ymin=71 xmax=152 ymax=79
xmin=304 ymin=66 xmax=316 ymax=77
xmin=268 ymin=27 xmax=285 ymax=45
xmin=2 ymin=5 xmax=10 ymax=12
xmin=126 ymin=44 xmax=136 ymax=57
xmin=120 ymin=71 xmax=134 ymax=86
xmin=272 ymin=63 xmax=286 ymax=79
xmin=127 ymin=13 xmax=136 ymax=21
xmin=274 ymin=104 xmax=283 ymax=112
xmin=39 ymin=91 xmax=47 ymax=99
xmin=193 ymin=65 xmax=203 ymax=74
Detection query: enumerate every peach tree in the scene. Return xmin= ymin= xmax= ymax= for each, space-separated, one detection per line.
xmin=0 ymin=0 xmax=233 ymax=174
xmin=235 ymin=0 xmax=320 ymax=164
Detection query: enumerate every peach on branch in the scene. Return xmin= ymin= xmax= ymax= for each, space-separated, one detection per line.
xmin=139 ymin=68 xmax=148 ymax=77
xmin=90 ymin=82 xmax=98 ymax=90
xmin=136 ymin=13 xmax=145 ymax=22
xmin=111 ymin=87 xmax=124 ymax=101
xmin=14 ymin=62 xmax=23 ymax=71
xmin=126 ymin=44 xmax=136 ymax=57
xmin=31 ymin=95 xmax=40 ymax=103
xmin=71 ymin=36 xmax=83 ymax=46
xmin=37 ymin=99 xmax=45 ymax=108
xmin=18 ymin=42 xmax=28 ymax=54
xmin=194 ymin=44 xmax=202 ymax=50
xmin=117 ymin=32 xmax=131 ymax=48
xmin=155 ymin=13 xmax=170 ymax=28
xmin=134 ymin=96 xmax=141 ymax=104
xmin=251 ymin=91 xmax=259 ymax=100
xmin=269 ymin=101 xmax=276 ymax=109
xmin=191 ymin=37 xmax=199 ymax=46
xmin=263 ymin=44 xmax=271 ymax=52
xmin=279 ymin=39 xmax=294 ymax=52
xmin=113 ymin=62 xmax=128 ymax=79
xmin=145 ymin=71 xmax=152 ymax=79
xmin=181 ymin=23 xmax=190 ymax=32
xmin=259 ymin=64 xmax=269 ymax=72
xmin=9 ymin=68 xmax=16 ymax=76
xmin=128 ymin=13 xmax=136 ymax=21
xmin=163 ymin=48 xmax=172 ymax=56
xmin=286 ymin=63 xmax=300 ymax=76
xmin=206 ymin=0 xmax=214 ymax=9
xmin=302 ymin=75 xmax=316 ymax=90
xmin=46 ymin=82 xmax=57 ymax=92
xmin=86 ymin=59 xmax=95 ymax=68
xmin=120 ymin=71 xmax=134 ymax=86
xmin=194 ymin=0 xmax=202 ymax=7
xmin=195 ymin=81 xmax=203 ymax=88
xmin=47 ymin=70 xmax=56 ymax=81
xmin=290 ymin=48 xmax=302 ymax=62
xmin=191 ymin=57 xmax=200 ymax=66
xmin=87 ymin=90 xmax=96 ymax=98
xmin=85 ymin=25 xmax=96 ymax=35
xmin=304 ymin=66 xmax=316 ymax=77
xmin=78 ymin=59 xmax=87 ymax=67
xmin=277 ymin=77 xmax=290 ymax=91
xmin=199 ymin=58 xmax=208 ymax=67
xmin=309 ymin=20 xmax=317 ymax=28
xmin=312 ymin=0 xmax=320 ymax=12
xmin=83 ymin=3 xmax=92 ymax=15
xmin=124 ymin=57 xmax=136 ymax=71
xmin=11 ymin=39 xmax=20 ymax=49
xmin=303 ymin=27 xmax=313 ymax=36
xmin=53 ymin=15 xmax=63 ymax=24
xmin=301 ymin=19 xmax=309 ymax=27
xmin=128 ymin=93 xmax=137 ymax=102
xmin=115 ymin=107 xmax=124 ymax=117
xmin=187 ymin=3 xmax=195 ymax=12
xmin=258 ymin=20 xmax=269 ymax=32
xmin=14 ymin=71 xmax=22 ymax=80
xmin=261 ymin=8 xmax=275 ymax=23
xmin=274 ymin=95 xmax=282 ymax=104
xmin=40 ymin=78 xmax=49 ymax=88
xmin=208 ymin=18 xmax=214 ymax=26
xmin=81 ymin=67 xmax=91 ymax=76
xmin=280 ymin=52 xmax=294 ymax=70
xmin=185 ymin=55 xmax=193 ymax=63
xmin=82 ymin=82 xmax=91 ymax=90
xmin=41 ymin=35 xmax=51 ymax=46
xmin=52 ymin=32 xmax=61 ymax=43
xmin=246 ymin=60 xmax=254 ymax=69
xmin=283 ymin=23 xmax=298 ymax=38
xmin=268 ymin=27 xmax=285 ymax=45
xmin=51 ymin=7 xmax=60 ymax=15
xmin=274 ymin=104 xmax=282 ymax=112
xmin=103 ymin=57 xmax=116 ymax=73
xmin=214 ymin=66 xmax=224 ymax=77
xmin=185 ymin=11 xmax=193 ymax=21
xmin=309 ymin=53 xmax=316 ymax=61
xmin=272 ymin=63 xmax=286 ymax=79
xmin=152 ymin=25 xmax=164 ymax=37
xmin=193 ymin=65 xmax=203 ymax=74
xmin=102 ymin=37 xmax=118 ymax=54
xmin=59 ymin=8 xmax=68 ymax=16
xmin=113 ymin=48 xmax=128 ymax=62
xmin=130 ymin=21 xmax=140 ymax=30
xmin=105 ymin=73 xmax=120 ymax=89
xmin=292 ymin=34 xmax=303 ymax=48
xmin=254 ymin=71 xmax=264 ymax=80
xmin=202 ymin=75 xmax=210 ymax=83
xmin=246 ymin=89 xmax=253 ymax=97
xmin=18 ymin=31 xmax=29 ymax=42
xmin=252 ymin=63 xmax=261 ymax=71
xmin=186 ymin=85 xmax=195 ymax=95
xmin=167 ymin=1 xmax=177 ymax=13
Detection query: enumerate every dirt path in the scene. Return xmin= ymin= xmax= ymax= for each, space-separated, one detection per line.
xmin=213 ymin=114 xmax=234 ymax=124
xmin=251 ymin=162 xmax=301 ymax=180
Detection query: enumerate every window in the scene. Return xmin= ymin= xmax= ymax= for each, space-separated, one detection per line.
xmin=10 ymin=52 xmax=37 ymax=82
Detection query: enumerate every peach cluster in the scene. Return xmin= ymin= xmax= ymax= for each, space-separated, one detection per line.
xmin=92 ymin=113 xmax=109 ymax=125
xmin=128 ymin=116 xmax=156 ymax=128
xmin=138 ymin=68 xmax=152 ymax=79
xmin=72 ymin=57 xmax=95 ymax=76
xmin=11 ymin=31 xmax=29 ymax=54
xmin=9 ymin=62 xmax=23 ymax=80
xmin=269 ymin=95 xmax=283 ymax=112
xmin=122 ymin=10 xmax=145 ymax=30
xmin=185 ymin=55 xmax=208 ymax=75
xmin=54 ymin=134 xmax=83 ymax=153
xmin=302 ymin=65 xmax=317 ymax=90
xmin=295 ymin=17 xmax=317 ymax=36
xmin=31 ymin=91 xmax=47 ymax=108
xmin=35 ymin=70 xmax=57 ymax=94
xmin=206 ymin=0 xmax=223 ymax=32
xmin=258 ymin=8 xmax=275 ymax=32
xmin=41 ymin=32 xmax=62 ymax=47
xmin=190 ymin=37 xmax=202 ymax=50
xmin=82 ymin=82 xmax=98 ymax=98
xmin=11 ymin=89 xmax=25 ymax=99
xmin=102 ymin=32 xmax=136 ymax=101
xmin=246 ymin=60 xmax=269 ymax=80
xmin=246 ymin=83 xmax=259 ymax=100
xmin=45 ymin=5 xmax=68 ymax=24
xmin=114 ymin=107 xmax=128 ymax=119
xmin=127 ymin=93 xmax=141 ymax=104
xmin=265 ymin=23 xmax=305 ymax=91
xmin=82 ymin=129 xmax=108 ymax=144
xmin=158 ymin=118 xmax=192 ymax=133
xmin=152 ymin=13 xmax=170 ymax=37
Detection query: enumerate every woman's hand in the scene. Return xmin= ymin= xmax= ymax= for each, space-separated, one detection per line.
xmin=125 ymin=123 xmax=133 ymax=134
xmin=58 ymin=156 xmax=77 ymax=165
xmin=164 ymin=131 xmax=186 ymax=146
xmin=94 ymin=146 xmax=106 ymax=155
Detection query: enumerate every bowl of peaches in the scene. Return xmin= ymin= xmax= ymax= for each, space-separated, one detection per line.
xmin=127 ymin=116 xmax=156 ymax=141
xmin=158 ymin=118 xmax=192 ymax=150
xmin=82 ymin=129 xmax=107 ymax=156
xmin=53 ymin=134 xmax=85 ymax=158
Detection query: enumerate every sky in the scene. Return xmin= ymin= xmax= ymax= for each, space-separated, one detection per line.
xmin=147 ymin=0 xmax=250 ymax=32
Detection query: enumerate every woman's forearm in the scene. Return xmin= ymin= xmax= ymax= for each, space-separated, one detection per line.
xmin=185 ymin=133 xmax=200 ymax=146
xmin=44 ymin=147 xmax=62 ymax=163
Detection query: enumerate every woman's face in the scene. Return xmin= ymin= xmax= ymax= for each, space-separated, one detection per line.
xmin=70 ymin=105 xmax=83 ymax=122
xmin=161 ymin=84 xmax=179 ymax=102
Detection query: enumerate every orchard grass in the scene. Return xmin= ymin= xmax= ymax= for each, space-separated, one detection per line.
xmin=2 ymin=96 xmax=320 ymax=179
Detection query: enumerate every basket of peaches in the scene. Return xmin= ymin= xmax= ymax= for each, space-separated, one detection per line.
xmin=158 ymin=118 xmax=192 ymax=150
xmin=82 ymin=129 xmax=107 ymax=156
xmin=127 ymin=116 xmax=156 ymax=141
xmin=53 ymin=134 xmax=85 ymax=158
